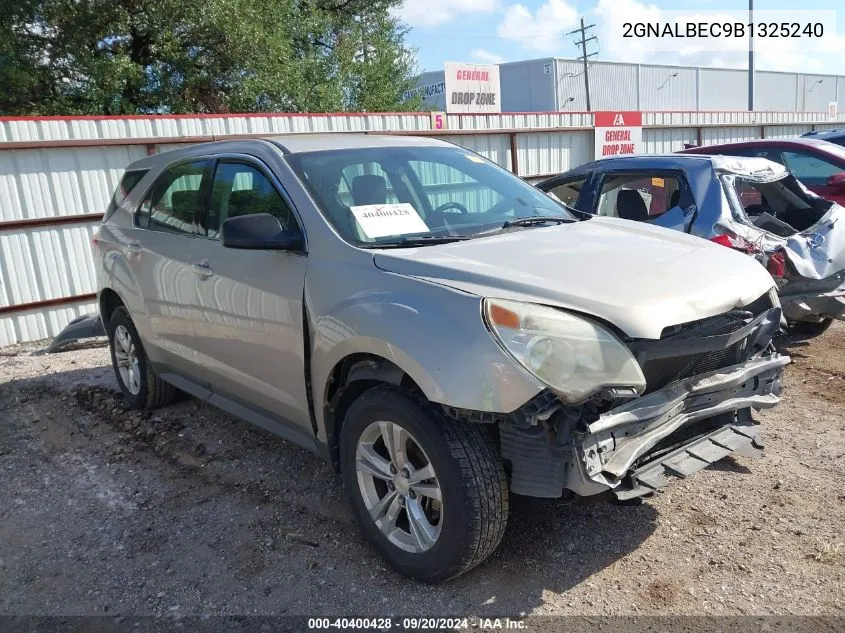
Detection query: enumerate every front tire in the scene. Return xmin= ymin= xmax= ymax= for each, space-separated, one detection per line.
xmin=339 ymin=385 xmax=508 ymax=583
xmin=107 ymin=307 xmax=176 ymax=410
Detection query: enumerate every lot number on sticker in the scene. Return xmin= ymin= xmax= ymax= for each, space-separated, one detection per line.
xmin=350 ymin=203 xmax=430 ymax=238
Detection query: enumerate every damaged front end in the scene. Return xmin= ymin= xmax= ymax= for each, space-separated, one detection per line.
xmin=496 ymin=290 xmax=790 ymax=500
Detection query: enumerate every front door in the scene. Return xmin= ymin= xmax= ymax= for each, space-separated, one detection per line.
xmin=188 ymin=158 xmax=311 ymax=433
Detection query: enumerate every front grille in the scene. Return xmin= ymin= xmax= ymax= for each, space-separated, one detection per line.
xmin=639 ymin=342 xmax=745 ymax=393
xmin=638 ymin=312 xmax=749 ymax=394
xmin=629 ymin=290 xmax=778 ymax=395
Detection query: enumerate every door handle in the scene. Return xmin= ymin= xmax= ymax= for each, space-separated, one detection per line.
xmin=191 ymin=261 xmax=213 ymax=278
xmin=126 ymin=241 xmax=142 ymax=253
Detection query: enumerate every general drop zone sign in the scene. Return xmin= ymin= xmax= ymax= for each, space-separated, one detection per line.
xmin=594 ymin=111 xmax=643 ymax=159
xmin=444 ymin=62 xmax=502 ymax=114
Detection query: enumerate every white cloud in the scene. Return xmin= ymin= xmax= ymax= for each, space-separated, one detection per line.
xmin=592 ymin=0 xmax=845 ymax=74
xmin=496 ymin=0 xmax=579 ymax=53
xmin=394 ymin=0 xmax=500 ymax=29
xmin=471 ymin=48 xmax=506 ymax=64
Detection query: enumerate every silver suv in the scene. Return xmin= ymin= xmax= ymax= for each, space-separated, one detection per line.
xmin=95 ymin=135 xmax=789 ymax=582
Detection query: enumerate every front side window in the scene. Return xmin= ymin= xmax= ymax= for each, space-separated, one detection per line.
xmin=594 ymin=173 xmax=687 ymax=221
xmin=285 ymin=146 xmax=574 ymax=246
xmin=138 ymin=160 xmax=210 ymax=234
xmin=205 ymin=162 xmax=299 ymax=239
xmin=781 ymin=151 xmax=844 ymax=186
xmin=546 ymin=178 xmax=586 ymax=207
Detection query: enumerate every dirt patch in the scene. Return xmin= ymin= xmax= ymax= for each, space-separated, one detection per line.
xmin=1 ymin=325 xmax=844 ymax=617
xmin=645 ymin=579 xmax=680 ymax=606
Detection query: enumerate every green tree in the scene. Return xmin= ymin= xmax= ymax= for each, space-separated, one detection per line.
xmin=0 ymin=0 xmax=420 ymax=115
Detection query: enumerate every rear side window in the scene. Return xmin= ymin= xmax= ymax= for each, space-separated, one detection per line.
xmin=137 ymin=160 xmax=211 ymax=234
xmin=104 ymin=169 xmax=148 ymax=221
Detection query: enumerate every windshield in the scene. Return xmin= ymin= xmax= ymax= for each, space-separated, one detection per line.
xmin=285 ymin=146 xmax=577 ymax=246
xmin=721 ymin=173 xmax=831 ymax=236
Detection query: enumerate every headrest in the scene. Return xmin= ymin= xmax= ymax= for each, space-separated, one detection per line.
xmin=616 ymin=189 xmax=649 ymax=222
xmin=351 ymin=175 xmax=388 ymax=205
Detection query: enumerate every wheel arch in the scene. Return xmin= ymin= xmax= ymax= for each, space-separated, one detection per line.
xmin=323 ymin=353 xmax=424 ymax=471
xmin=98 ymin=287 xmax=127 ymax=326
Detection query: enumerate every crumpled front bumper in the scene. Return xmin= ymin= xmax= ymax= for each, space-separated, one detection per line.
xmin=578 ymin=353 xmax=790 ymax=499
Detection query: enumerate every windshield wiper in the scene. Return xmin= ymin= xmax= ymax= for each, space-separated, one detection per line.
xmin=501 ymin=216 xmax=577 ymax=228
xmin=359 ymin=235 xmax=471 ymax=249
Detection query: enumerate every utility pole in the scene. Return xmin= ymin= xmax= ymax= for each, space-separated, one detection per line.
xmin=748 ymin=0 xmax=755 ymax=111
xmin=567 ymin=18 xmax=598 ymax=111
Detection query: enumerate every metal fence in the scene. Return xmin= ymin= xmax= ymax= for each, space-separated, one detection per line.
xmin=1 ymin=110 xmax=843 ymax=346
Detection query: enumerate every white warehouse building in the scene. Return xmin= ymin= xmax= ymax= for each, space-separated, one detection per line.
xmin=409 ymin=58 xmax=844 ymax=113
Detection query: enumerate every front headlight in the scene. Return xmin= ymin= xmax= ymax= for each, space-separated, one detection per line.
xmin=483 ymin=298 xmax=646 ymax=404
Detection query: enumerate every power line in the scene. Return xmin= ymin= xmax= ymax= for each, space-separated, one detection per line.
xmin=566 ymin=17 xmax=597 ymax=111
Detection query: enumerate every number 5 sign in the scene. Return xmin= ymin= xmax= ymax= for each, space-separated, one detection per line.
xmin=430 ymin=112 xmax=447 ymax=130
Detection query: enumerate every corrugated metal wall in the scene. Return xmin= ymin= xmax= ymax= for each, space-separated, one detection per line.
xmin=2 ymin=109 xmax=845 ymax=347
xmin=0 ymin=146 xmax=147 ymax=221
xmin=500 ymin=59 xmax=557 ymax=113
xmin=516 ymin=130 xmax=593 ymax=177
xmin=556 ymin=60 xmax=640 ymax=112
xmin=701 ymin=126 xmax=760 ymax=144
xmin=415 ymin=59 xmax=844 ymax=113
xmin=435 ymin=134 xmax=512 ymax=169
xmin=642 ymin=128 xmax=697 ymax=154
xmin=639 ymin=66 xmax=697 ymax=111
xmin=2 ymin=301 xmax=98 ymax=353
xmin=801 ymin=75 xmax=840 ymax=112
xmin=756 ymin=73 xmax=799 ymax=111
xmin=699 ymin=69 xmax=748 ymax=110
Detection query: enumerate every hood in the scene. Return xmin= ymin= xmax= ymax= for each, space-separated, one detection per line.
xmin=373 ymin=217 xmax=776 ymax=339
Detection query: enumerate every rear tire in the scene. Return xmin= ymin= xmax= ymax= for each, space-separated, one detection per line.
xmin=107 ymin=307 xmax=176 ymax=410
xmin=788 ymin=317 xmax=833 ymax=339
xmin=339 ymin=385 xmax=508 ymax=583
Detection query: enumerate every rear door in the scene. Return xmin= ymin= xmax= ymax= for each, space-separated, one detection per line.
xmin=188 ymin=157 xmax=311 ymax=434
xmin=130 ymin=159 xmax=212 ymax=373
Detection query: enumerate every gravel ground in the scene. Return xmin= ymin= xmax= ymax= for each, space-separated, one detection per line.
xmin=0 ymin=325 xmax=843 ymax=618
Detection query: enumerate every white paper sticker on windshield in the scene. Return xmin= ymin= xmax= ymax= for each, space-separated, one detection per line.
xmin=465 ymin=155 xmax=486 ymax=163
xmin=350 ymin=203 xmax=430 ymax=238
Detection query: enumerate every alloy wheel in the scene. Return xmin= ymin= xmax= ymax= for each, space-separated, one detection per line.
xmin=355 ymin=420 xmax=443 ymax=553
xmin=113 ymin=324 xmax=141 ymax=395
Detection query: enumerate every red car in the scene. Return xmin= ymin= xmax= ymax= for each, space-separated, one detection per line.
xmin=680 ymin=138 xmax=845 ymax=206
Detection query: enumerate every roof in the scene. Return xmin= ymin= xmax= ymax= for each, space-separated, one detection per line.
xmin=266 ymin=133 xmax=450 ymax=153
xmin=125 ymin=133 xmax=454 ymax=170
xmin=543 ymin=152 xmax=787 ymax=182
xmin=679 ymin=137 xmax=837 ymax=152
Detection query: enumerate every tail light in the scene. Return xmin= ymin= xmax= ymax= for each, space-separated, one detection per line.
xmin=767 ymin=251 xmax=786 ymax=278
xmin=709 ymin=231 xmax=760 ymax=254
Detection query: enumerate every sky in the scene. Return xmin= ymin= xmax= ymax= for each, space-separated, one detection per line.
xmin=395 ymin=0 xmax=845 ymax=75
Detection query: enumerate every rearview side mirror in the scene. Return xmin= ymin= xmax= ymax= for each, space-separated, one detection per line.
xmin=220 ymin=213 xmax=304 ymax=251
xmin=826 ymin=173 xmax=845 ymax=189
